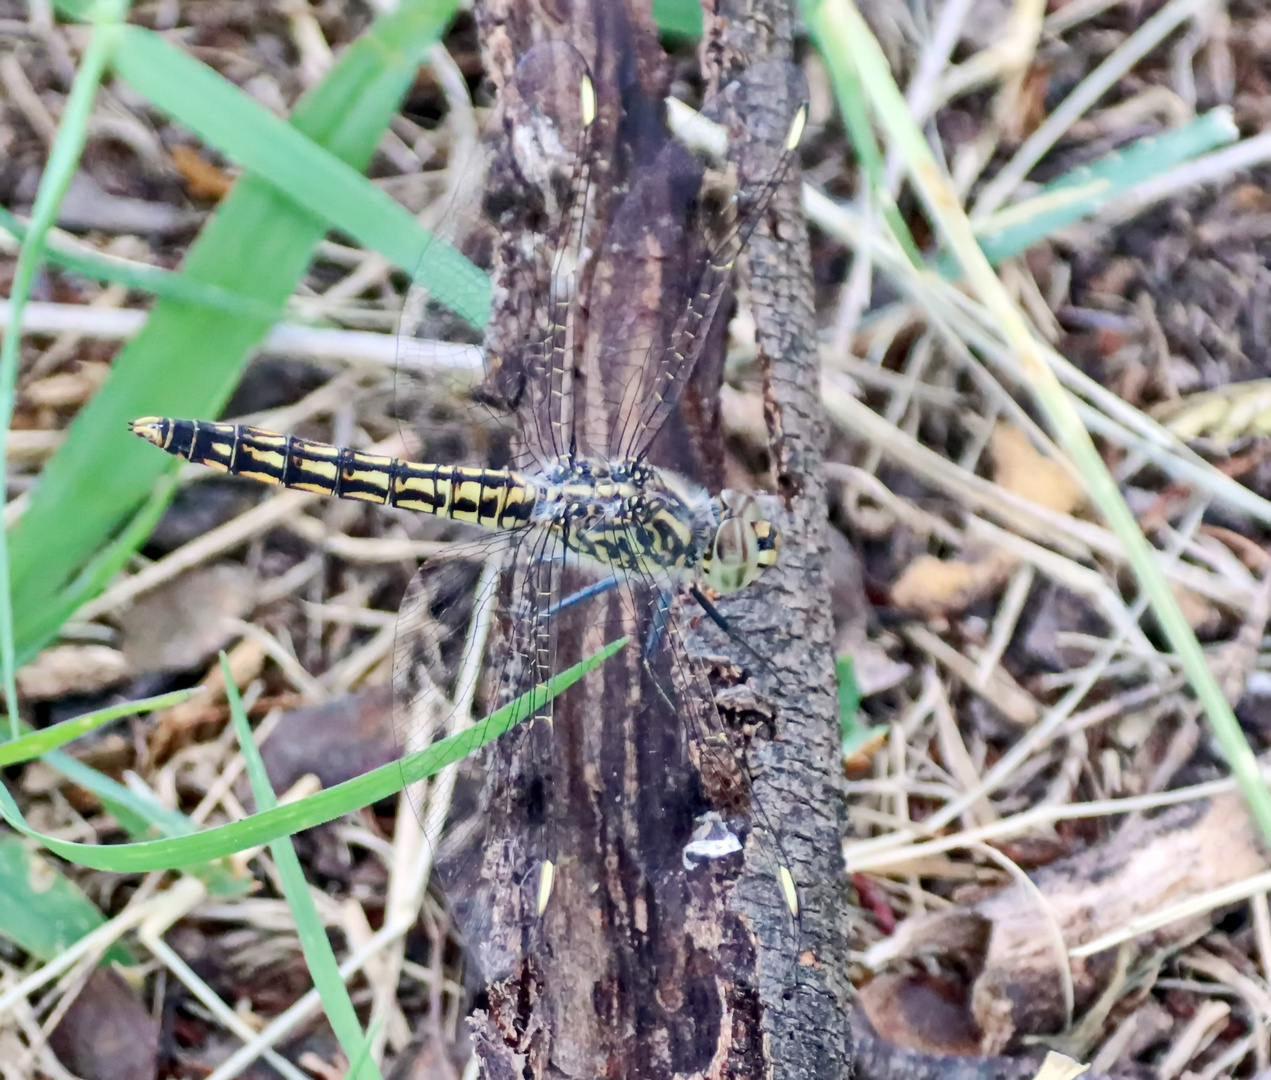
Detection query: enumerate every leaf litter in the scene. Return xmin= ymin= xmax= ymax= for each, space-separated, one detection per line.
xmin=7 ymin=1 xmax=1271 ymax=1079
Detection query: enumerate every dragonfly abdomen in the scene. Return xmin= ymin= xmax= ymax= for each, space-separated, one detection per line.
xmin=129 ymin=418 xmax=538 ymax=530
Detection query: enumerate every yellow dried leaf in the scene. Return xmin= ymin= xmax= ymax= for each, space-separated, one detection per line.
xmin=1029 ymin=1052 xmax=1088 ymax=1080
xmin=890 ymin=551 xmax=1017 ymax=616
xmin=1150 ymin=379 xmax=1271 ymax=444
xmin=171 ymin=144 xmax=235 ymax=200
xmin=16 ymin=645 xmax=129 ymax=700
xmin=24 ymin=362 xmax=111 ymax=409
xmin=990 ymin=422 xmax=1083 ymax=515
xmin=1171 ymin=581 xmax=1220 ymax=635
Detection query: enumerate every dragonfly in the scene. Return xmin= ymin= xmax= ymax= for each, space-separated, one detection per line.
xmin=131 ymin=41 xmax=807 ymax=995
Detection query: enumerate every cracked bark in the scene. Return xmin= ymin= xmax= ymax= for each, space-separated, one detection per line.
xmin=464 ymin=2 xmax=852 ymax=1076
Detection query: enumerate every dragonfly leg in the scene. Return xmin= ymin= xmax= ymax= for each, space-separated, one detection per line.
xmin=643 ymin=587 xmax=677 ymax=658
xmin=541 ymin=575 xmax=620 ymax=619
xmin=689 ymin=584 xmax=731 ymax=633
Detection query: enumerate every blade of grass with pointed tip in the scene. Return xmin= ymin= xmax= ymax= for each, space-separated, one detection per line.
xmin=964 ymin=110 xmax=1239 ymax=268
xmin=10 ymin=0 xmax=461 ymax=667
xmin=223 ymin=655 xmax=381 ymax=1080
xmin=0 ymin=689 xmax=192 ymax=766
xmin=0 ymin=636 xmax=628 ymax=872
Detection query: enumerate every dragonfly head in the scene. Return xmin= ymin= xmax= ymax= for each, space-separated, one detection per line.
xmin=702 ymin=491 xmax=781 ymax=594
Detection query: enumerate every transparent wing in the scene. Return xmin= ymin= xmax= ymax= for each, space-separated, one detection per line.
xmin=388 ymin=42 xmax=602 ymax=984
xmin=509 ymin=41 xmax=597 ymax=464
xmin=581 ymin=135 xmax=708 ymax=465
xmin=395 ymin=522 xmax=598 ymax=983
xmin=393 ymin=41 xmax=597 ymax=474
xmin=606 ymin=62 xmax=810 ymax=464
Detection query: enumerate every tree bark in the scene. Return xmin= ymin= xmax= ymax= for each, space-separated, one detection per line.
xmin=466 ymin=2 xmax=852 ymax=1076
xmin=702 ymin=3 xmax=855 ymax=1075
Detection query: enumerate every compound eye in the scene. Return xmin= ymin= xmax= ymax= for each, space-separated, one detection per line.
xmin=707 ymin=518 xmax=762 ymax=594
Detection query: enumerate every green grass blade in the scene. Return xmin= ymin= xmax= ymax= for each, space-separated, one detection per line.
xmin=0 ymin=835 xmax=132 ymax=965
xmin=0 ymin=1 xmax=126 ymax=734
xmin=344 ymin=1021 xmax=385 ymax=1080
xmin=829 ymin=45 xmax=922 ymax=268
xmin=52 ymin=0 xmax=92 ymax=17
xmin=8 ymin=0 xmax=459 ymax=666
xmin=0 ymin=689 xmax=192 ymax=766
xmin=836 ymin=654 xmax=885 ymax=761
xmin=0 ymin=206 xmax=282 ymax=319
xmin=0 ymin=636 xmax=628 ymax=872
xmin=45 ymin=748 xmax=197 ymax=840
xmin=223 ymin=656 xmax=382 ymax=1080
xmin=652 ymin=0 xmax=704 ymax=37
xmin=40 ymin=747 xmax=252 ymax=897
xmin=109 ymin=25 xmax=488 ymax=328
xmin=968 ymin=110 xmax=1238 ymax=266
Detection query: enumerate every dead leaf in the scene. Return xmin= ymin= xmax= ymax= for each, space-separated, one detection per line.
xmin=16 ymin=645 xmax=130 ymax=700
xmin=857 ymin=970 xmax=981 ymax=1056
xmin=1170 ymin=581 xmax=1221 ymax=636
xmin=117 ymin=563 xmax=256 ymax=674
xmin=1150 ymin=379 xmax=1271 ymax=443
xmin=48 ymin=968 xmax=158 ymax=1080
xmin=1030 ymin=1051 xmax=1088 ymax=1080
xmin=57 ymin=171 xmax=201 ymax=236
xmin=23 ymin=362 xmax=111 ymax=409
xmin=171 ymin=144 xmax=235 ymax=199
xmin=861 ymin=908 xmax=991 ymax=972
xmin=890 ymin=550 xmax=1018 ymax=616
xmin=6 ymin=428 xmax=64 ymax=467
xmin=1085 ymin=257 xmax=1137 ymax=297
xmin=151 ymin=636 xmax=267 ymax=760
xmin=971 ymin=790 xmax=1265 ymax=1052
xmin=991 ymin=422 xmax=1084 ymax=515
xmin=259 ymin=687 xmax=399 ymax=793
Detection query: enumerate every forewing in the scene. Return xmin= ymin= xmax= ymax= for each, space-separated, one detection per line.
xmin=392 ymin=42 xmax=597 ymax=474
xmin=481 ymin=40 xmax=598 ymax=469
xmin=584 ymin=137 xmax=708 ymax=465
xmin=610 ymin=61 xmax=810 ymax=464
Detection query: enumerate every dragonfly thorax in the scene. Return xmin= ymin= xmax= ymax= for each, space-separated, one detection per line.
xmin=528 ymin=456 xmax=779 ymax=588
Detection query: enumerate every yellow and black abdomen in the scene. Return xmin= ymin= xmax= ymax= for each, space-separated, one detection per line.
xmin=129 ymin=417 xmax=538 ymax=530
